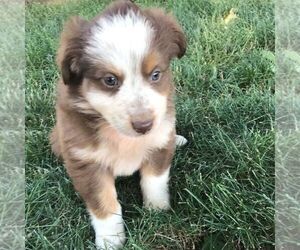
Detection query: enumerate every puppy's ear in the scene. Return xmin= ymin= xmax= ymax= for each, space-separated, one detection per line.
xmin=57 ymin=16 xmax=88 ymax=85
xmin=145 ymin=9 xmax=187 ymax=59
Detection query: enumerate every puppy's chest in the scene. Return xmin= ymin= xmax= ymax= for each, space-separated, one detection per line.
xmin=72 ymin=124 xmax=173 ymax=177
xmin=104 ymin=140 xmax=151 ymax=176
xmin=97 ymin=132 xmax=170 ymax=176
xmin=100 ymin=122 xmax=173 ymax=176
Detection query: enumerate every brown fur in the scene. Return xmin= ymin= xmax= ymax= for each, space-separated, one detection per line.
xmin=142 ymin=52 xmax=161 ymax=76
xmin=56 ymin=16 xmax=90 ymax=86
xmin=50 ymin=0 xmax=186 ymax=220
xmin=84 ymin=63 xmax=125 ymax=94
xmin=144 ymin=8 xmax=187 ymax=60
xmin=140 ymin=129 xmax=176 ymax=176
xmin=101 ymin=0 xmax=140 ymax=18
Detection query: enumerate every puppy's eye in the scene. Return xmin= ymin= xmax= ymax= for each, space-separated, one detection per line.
xmin=150 ymin=70 xmax=161 ymax=82
xmin=102 ymin=74 xmax=118 ymax=87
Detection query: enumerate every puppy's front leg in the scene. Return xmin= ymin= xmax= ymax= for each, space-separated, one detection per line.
xmin=67 ymin=163 xmax=125 ymax=249
xmin=89 ymin=176 xmax=125 ymax=250
xmin=140 ymin=165 xmax=171 ymax=210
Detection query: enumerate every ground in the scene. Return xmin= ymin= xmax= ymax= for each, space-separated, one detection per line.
xmin=26 ymin=0 xmax=275 ymax=249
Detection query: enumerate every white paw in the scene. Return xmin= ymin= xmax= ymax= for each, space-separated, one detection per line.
xmin=141 ymin=168 xmax=171 ymax=210
xmin=95 ymin=231 xmax=125 ymax=250
xmin=144 ymin=196 xmax=170 ymax=210
xmin=90 ymin=207 xmax=125 ymax=250
xmin=175 ymin=135 xmax=187 ymax=147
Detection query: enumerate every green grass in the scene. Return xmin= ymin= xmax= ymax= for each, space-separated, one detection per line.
xmin=25 ymin=0 xmax=275 ymax=249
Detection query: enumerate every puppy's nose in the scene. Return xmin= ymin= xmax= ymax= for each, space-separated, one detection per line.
xmin=131 ymin=120 xmax=153 ymax=134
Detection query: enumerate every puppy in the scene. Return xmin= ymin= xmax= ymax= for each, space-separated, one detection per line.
xmin=50 ymin=0 xmax=186 ymax=249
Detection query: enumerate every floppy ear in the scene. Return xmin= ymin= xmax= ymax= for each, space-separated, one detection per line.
xmin=56 ymin=16 xmax=88 ymax=85
xmin=144 ymin=9 xmax=187 ymax=59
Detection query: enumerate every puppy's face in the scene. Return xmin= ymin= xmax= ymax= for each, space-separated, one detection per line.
xmin=58 ymin=1 xmax=186 ymax=137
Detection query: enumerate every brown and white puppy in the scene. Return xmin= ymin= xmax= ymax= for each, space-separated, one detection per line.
xmin=50 ymin=0 xmax=186 ymax=249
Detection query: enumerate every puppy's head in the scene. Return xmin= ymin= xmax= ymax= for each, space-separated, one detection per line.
xmin=57 ymin=0 xmax=186 ymax=137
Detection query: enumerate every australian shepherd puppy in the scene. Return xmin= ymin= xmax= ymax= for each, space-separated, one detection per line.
xmin=50 ymin=0 xmax=186 ymax=249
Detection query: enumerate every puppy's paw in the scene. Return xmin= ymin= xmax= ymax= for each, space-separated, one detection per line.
xmin=144 ymin=198 xmax=170 ymax=210
xmin=91 ymin=208 xmax=125 ymax=250
xmin=95 ymin=231 xmax=125 ymax=250
xmin=141 ymin=168 xmax=171 ymax=211
xmin=175 ymin=135 xmax=187 ymax=147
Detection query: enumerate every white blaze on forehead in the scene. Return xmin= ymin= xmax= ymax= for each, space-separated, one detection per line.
xmin=86 ymin=11 xmax=154 ymax=72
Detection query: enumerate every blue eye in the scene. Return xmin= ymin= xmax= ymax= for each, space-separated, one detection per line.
xmin=103 ymin=74 xmax=118 ymax=87
xmin=151 ymin=70 xmax=161 ymax=82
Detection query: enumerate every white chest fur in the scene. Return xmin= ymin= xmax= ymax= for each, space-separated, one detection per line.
xmin=71 ymin=120 xmax=174 ymax=176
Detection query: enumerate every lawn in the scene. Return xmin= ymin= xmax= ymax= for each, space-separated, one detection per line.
xmin=25 ymin=0 xmax=275 ymax=249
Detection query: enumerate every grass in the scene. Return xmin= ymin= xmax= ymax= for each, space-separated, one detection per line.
xmin=25 ymin=0 xmax=275 ymax=249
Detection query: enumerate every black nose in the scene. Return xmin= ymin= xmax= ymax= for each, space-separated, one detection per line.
xmin=131 ymin=120 xmax=153 ymax=134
